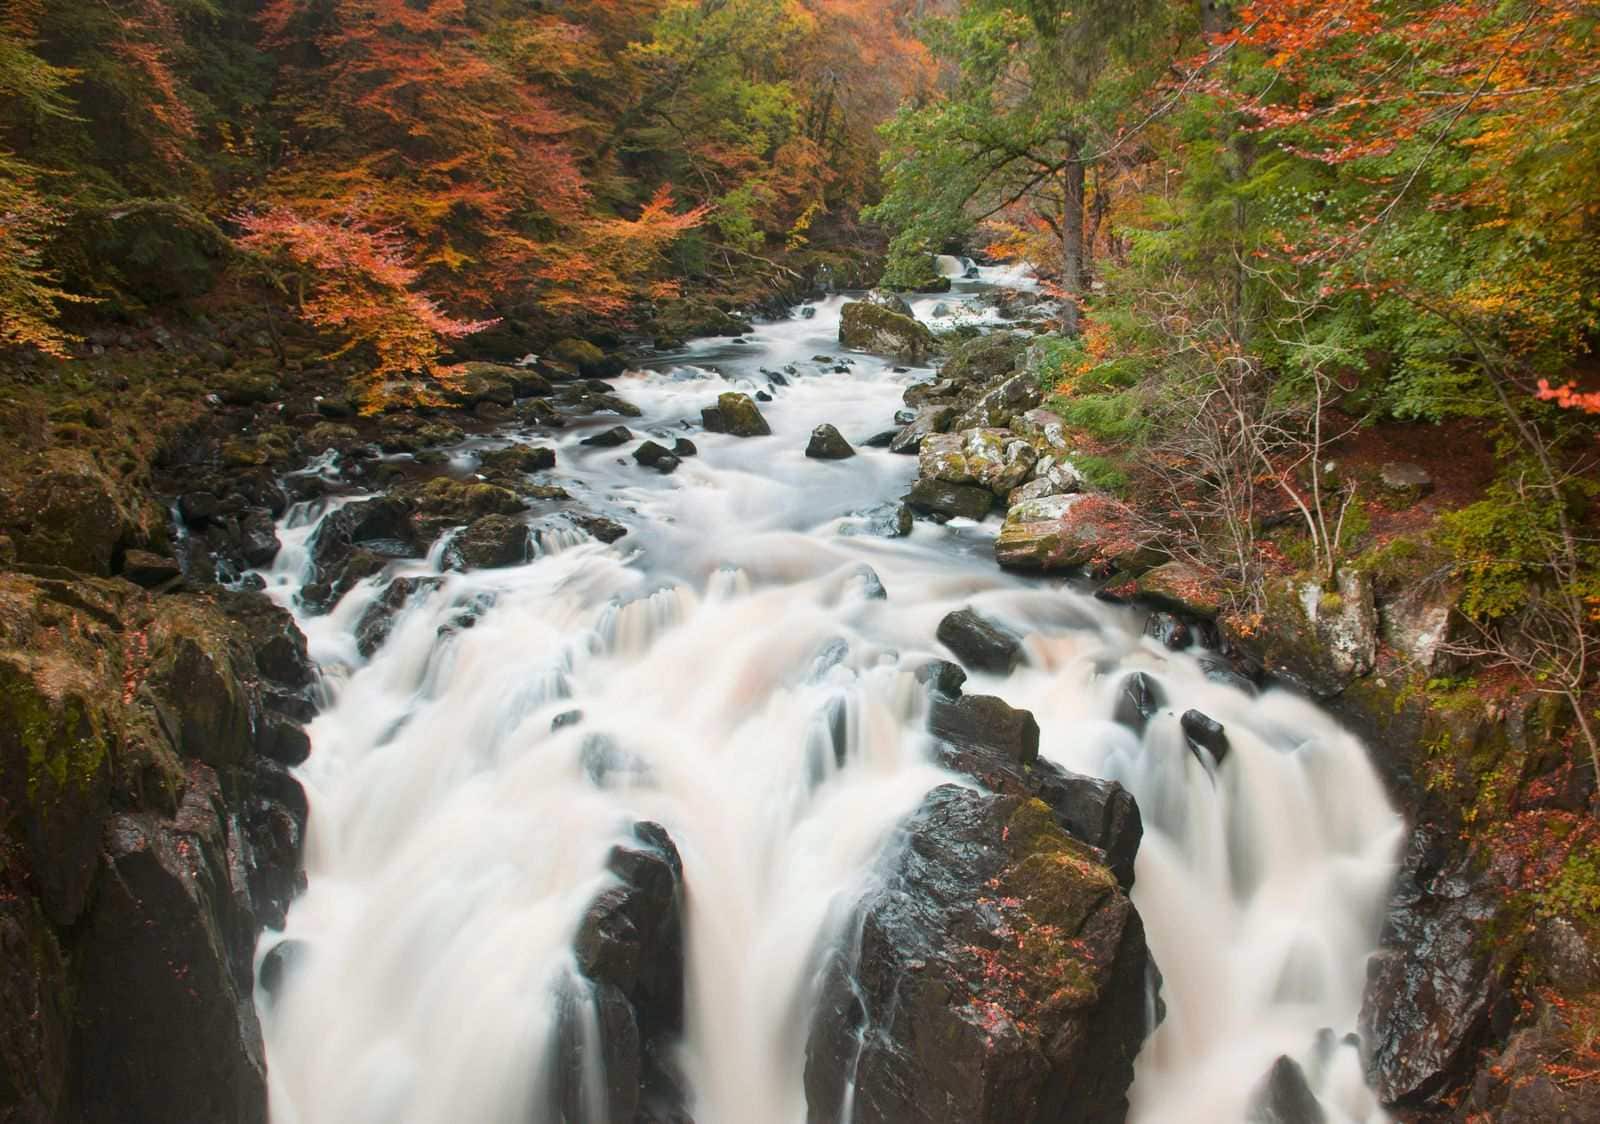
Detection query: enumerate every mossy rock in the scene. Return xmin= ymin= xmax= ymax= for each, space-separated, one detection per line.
xmin=653 ymin=299 xmax=752 ymax=343
xmin=0 ymin=656 xmax=113 ymax=926
xmin=1229 ymin=568 xmax=1378 ymax=699
xmin=0 ymin=449 xmax=134 ymax=576
xmin=940 ymin=332 xmax=1028 ymax=387
xmin=838 ymin=301 xmax=936 ymax=363
xmin=212 ymin=370 xmax=282 ymax=406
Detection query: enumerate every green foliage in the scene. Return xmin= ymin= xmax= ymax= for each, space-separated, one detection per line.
xmin=1050 ymin=390 xmax=1148 ymax=445
xmin=1436 ymin=480 xmax=1572 ymax=620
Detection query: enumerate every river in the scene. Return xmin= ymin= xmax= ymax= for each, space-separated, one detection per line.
xmin=255 ymin=270 xmax=1403 ymax=1124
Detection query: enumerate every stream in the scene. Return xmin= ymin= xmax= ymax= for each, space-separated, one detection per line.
xmin=255 ymin=270 xmax=1404 ymax=1124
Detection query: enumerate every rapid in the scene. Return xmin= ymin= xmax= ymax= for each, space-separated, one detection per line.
xmin=255 ymin=272 xmax=1403 ymax=1124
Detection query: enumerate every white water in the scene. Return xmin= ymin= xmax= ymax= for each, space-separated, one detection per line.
xmin=257 ymin=269 xmax=1401 ymax=1124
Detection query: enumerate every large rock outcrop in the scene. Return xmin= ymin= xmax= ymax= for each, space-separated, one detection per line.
xmin=0 ymin=575 xmax=314 ymax=1124
xmin=804 ymin=785 xmax=1154 ymax=1124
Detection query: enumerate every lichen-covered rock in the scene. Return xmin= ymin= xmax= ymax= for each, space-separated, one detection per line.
xmin=889 ymin=404 xmax=958 ymax=455
xmin=479 ymin=443 xmax=556 ymax=475
xmin=1007 ymin=457 xmax=1084 ymax=506
xmin=839 ymin=301 xmax=936 ymax=363
xmin=1377 ymin=578 xmax=1464 ymax=675
xmin=805 ymin=785 xmax=1154 ymax=1124
xmin=1010 ymin=407 xmax=1071 ymax=455
xmin=918 ymin=430 xmax=1037 ymax=498
xmin=1233 ymin=569 xmax=1377 ymax=698
xmin=951 ymin=373 xmax=1043 ymax=431
xmin=995 ymin=494 xmax=1158 ymax=575
xmin=861 ymin=289 xmax=914 ymax=318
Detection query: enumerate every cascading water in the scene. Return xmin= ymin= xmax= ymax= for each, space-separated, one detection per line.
xmin=257 ymin=267 xmax=1402 ymax=1124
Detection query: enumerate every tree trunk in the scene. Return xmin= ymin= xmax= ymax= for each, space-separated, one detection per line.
xmin=1062 ymin=143 xmax=1086 ymax=296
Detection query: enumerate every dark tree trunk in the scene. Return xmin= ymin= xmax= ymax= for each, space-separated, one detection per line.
xmin=1062 ymin=143 xmax=1087 ymax=296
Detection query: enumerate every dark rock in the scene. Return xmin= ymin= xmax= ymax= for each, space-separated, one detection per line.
xmin=583 ymin=426 xmax=634 ymax=448
xmin=66 ymin=770 xmax=267 ymax=1124
xmin=634 ymin=440 xmax=673 ymax=467
xmin=122 ymin=548 xmax=182 ymax=588
xmin=306 ymin=497 xmax=417 ymax=589
xmin=552 ymin=709 xmax=583 ymax=731
xmin=905 ymin=479 xmax=993 ymax=522
xmin=936 ymin=607 xmax=1024 ymax=675
xmin=755 ymin=390 xmax=772 ymax=402
xmin=238 ymin=509 xmax=281 ymax=568
xmin=804 ymin=785 xmax=1154 ymax=1124
xmin=573 ymin=514 xmax=629 ymax=544
xmin=913 ymin=659 xmax=966 ymax=699
xmin=1144 ymin=611 xmax=1192 ymax=650
xmin=927 ymin=692 xmax=1039 ymax=767
xmin=354 ymin=577 xmax=441 ymax=657
xmin=805 ymin=424 xmax=855 ymax=460
xmin=1199 ymin=653 xmax=1259 ymax=696
xmin=178 ymin=491 xmax=220 ymax=528
xmin=447 ymin=515 xmax=530 ymax=570
xmin=1111 ymin=671 xmax=1166 ymax=736
xmin=1246 ymin=1055 xmax=1326 ymax=1124
xmin=1031 ymin=764 xmax=1143 ymax=891
xmin=940 ymin=332 xmax=1028 ymax=387
xmin=1180 ymin=710 xmax=1229 ymax=765
xmin=1360 ymin=828 xmax=1502 ymax=1107
xmin=888 ymin=404 xmax=958 ymax=454
xmin=700 ymin=406 xmax=725 ymax=432
xmin=672 ymin=438 xmax=697 ymax=458
xmin=862 ymin=429 xmax=899 ymax=448
xmin=257 ymin=939 xmax=307 ymax=1002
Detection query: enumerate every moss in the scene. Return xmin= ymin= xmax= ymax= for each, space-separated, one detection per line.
xmin=0 ymin=662 xmax=108 ymax=803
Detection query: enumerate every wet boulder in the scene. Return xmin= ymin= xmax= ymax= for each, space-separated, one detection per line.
xmin=583 ymin=425 xmax=634 ymax=448
xmin=1180 ymin=710 xmax=1229 ymax=765
xmin=928 ymin=692 xmax=1039 ymax=768
xmin=305 ymin=497 xmax=418 ymax=592
xmin=652 ymin=298 xmax=751 ymax=345
xmin=446 ymin=515 xmax=530 ymax=571
xmin=936 ymin=607 xmax=1025 ymax=675
xmin=914 ymin=659 xmax=967 ymax=699
xmin=1143 ymin=611 xmax=1192 ymax=650
xmin=805 ymin=785 xmax=1155 ymax=1124
xmin=1360 ymin=829 xmax=1505 ymax=1109
xmin=1111 ymin=671 xmax=1166 ymax=736
xmin=805 ymin=424 xmax=855 ymax=460
xmin=563 ymin=822 xmax=687 ymax=1122
xmin=839 ymin=301 xmax=936 ymax=364
xmin=905 ymin=479 xmax=994 ymax=522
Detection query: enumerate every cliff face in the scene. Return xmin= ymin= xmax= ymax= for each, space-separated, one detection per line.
xmin=0 ymin=368 xmax=320 ymax=1124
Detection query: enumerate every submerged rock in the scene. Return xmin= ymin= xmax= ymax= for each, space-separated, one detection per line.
xmin=804 ymin=785 xmax=1155 ymax=1124
xmin=1246 ymin=1055 xmax=1326 ymax=1124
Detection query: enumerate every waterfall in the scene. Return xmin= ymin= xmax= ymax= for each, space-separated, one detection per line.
xmin=256 ymin=287 xmax=1400 ymax=1124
